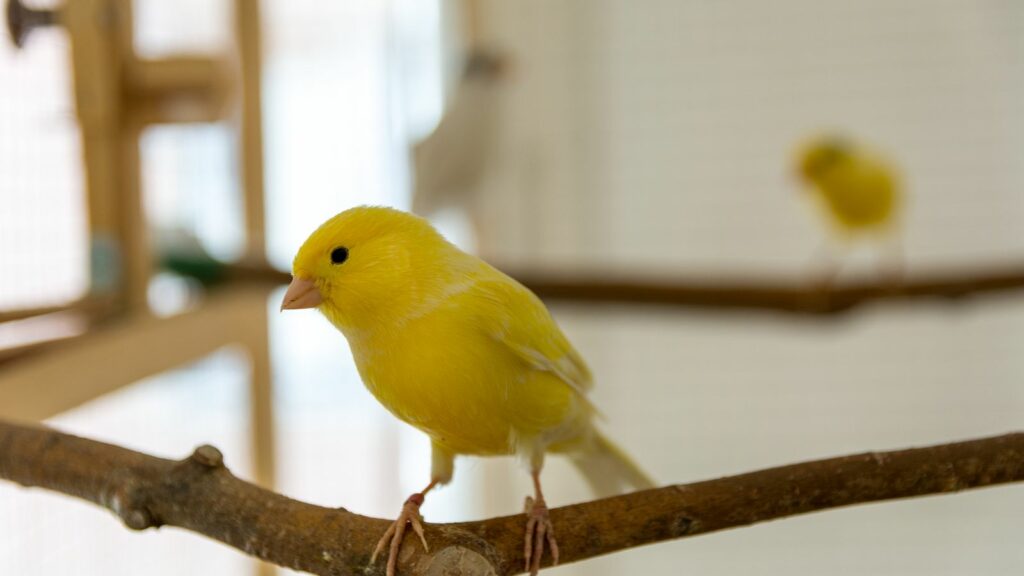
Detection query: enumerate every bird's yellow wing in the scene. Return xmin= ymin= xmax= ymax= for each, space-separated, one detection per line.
xmin=820 ymin=156 xmax=899 ymax=230
xmin=472 ymin=271 xmax=593 ymax=399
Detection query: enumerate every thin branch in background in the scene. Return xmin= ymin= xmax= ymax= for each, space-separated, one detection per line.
xmin=222 ymin=262 xmax=1024 ymax=315
xmin=5 ymin=261 xmax=1023 ymax=366
xmin=1 ymin=419 xmax=1020 ymax=575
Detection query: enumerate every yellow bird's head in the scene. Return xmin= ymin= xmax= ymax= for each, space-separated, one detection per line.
xmin=796 ymin=135 xmax=853 ymax=186
xmin=281 ymin=206 xmax=460 ymax=332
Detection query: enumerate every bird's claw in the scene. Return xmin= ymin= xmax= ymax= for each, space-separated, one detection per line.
xmin=371 ymin=493 xmax=429 ymax=576
xmin=523 ymin=495 xmax=558 ymax=575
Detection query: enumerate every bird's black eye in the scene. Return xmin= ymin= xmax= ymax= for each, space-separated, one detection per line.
xmin=330 ymin=247 xmax=349 ymax=264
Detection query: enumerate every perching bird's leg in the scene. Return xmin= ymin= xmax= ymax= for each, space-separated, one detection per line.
xmin=877 ymin=233 xmax=906 ymax=289
xmin=523 ymin=470 xmax=558 ymax=576
xmin=808 ymin=237 xmax=845 ymax=293
xmin=371 ymin=479 xmax=438 ymax=576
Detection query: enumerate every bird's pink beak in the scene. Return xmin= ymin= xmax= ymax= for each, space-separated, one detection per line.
xmin=280 ymin=276 xmax=323 ymax=311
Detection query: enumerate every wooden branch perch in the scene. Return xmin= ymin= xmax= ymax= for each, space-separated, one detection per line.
xmin=222 ymin=262 xmax=1024 ymax=316
xmin=1 ymin=420 xmax=1021 ymax=575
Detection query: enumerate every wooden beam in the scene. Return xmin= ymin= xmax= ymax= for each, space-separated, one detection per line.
xmin=125 ymin=56 xmax=232 ymax=124
xmin=0 ymin=286 xmax=273 ymax=422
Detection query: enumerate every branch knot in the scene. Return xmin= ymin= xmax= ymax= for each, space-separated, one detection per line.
xmin=190 ymin=444 xmax=224 ymax=468
xmin=104 ymin=478 xmax=158 ymax=531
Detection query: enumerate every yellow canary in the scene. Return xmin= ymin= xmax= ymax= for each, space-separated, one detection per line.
xmin=797 ymin=135 xmax=900 ymax=232
xmin=281 ymin=206 xmax=653 ymax=576
xmin=795 ymin=135 xmax=904 ymax=282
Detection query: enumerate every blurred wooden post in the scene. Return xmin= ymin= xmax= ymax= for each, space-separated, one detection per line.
xmin=236 ymin=0 xmax=267 ymax=265
xmin=61 ymin=0 xmax=134 ymax=310
xmin=111 ymin=0 xmax=149 ymax=313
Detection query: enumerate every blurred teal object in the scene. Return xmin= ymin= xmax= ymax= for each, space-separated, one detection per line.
xmin=89 ymin=234 xmax=120 ymax=295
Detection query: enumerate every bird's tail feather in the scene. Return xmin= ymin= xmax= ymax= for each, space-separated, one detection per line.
xmin=569 ymin=430 xmax=655 ymax=498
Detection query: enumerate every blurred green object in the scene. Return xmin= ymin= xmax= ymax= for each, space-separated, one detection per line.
xmin=155 ymin=227 xmax=228 ymax=287
xmin=160 ymin=252 xmax=227 ymax=287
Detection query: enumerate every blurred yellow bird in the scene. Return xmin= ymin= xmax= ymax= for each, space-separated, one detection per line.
xmin=795 ymin=135 xmax=904 ymax=283
xmin=281 ymin=206 xmax=653 ymax=576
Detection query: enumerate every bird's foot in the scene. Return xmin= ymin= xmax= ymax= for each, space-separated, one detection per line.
xmin=371 ymin=493 xmax=429 ymax=576
xmin=523 ymin=495 xmax=558 ymax=576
